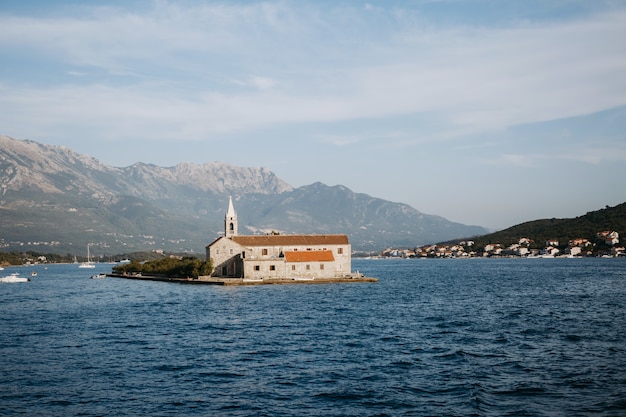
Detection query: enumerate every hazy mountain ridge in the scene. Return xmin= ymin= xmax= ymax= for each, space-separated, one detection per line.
xmin=238 ymin=183 xmax=484 ymax=249
xmin=0 ymin=135 xmax=487 ymax=254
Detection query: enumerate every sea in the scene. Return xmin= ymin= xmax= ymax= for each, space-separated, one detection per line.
xmin=1 ymin=258 xmax=625 ymax=417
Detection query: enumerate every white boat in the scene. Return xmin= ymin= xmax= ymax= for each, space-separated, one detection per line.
xmin=0 ymin=273 xmax=29 ymax=283
xmin=90 ymin=273 xmax=107 ymax=279
xmin=79 ymin=244 xmax=95 ymax=269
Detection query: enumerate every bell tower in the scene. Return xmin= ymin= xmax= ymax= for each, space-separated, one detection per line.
xmin=225 ymin=196 xmax=238 ymax=238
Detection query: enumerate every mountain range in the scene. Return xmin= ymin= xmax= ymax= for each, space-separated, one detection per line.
xmin=0 ymin=135 xmax=487 ymax=256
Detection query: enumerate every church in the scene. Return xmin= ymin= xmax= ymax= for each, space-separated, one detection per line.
xmin=205 ymin=197 xmax=352 ymax=280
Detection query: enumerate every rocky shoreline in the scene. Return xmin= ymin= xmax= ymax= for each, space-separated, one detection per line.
xmin=108 ymin=273 xmax=377 ymax=286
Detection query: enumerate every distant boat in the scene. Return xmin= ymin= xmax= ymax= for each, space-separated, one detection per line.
xmin=78 ymin=244 xmax=96 ymax=269
xmin=90 ymin=273 xmax=107 ymax=279
xmin=1 ymin=273 xmax=29 ymax=283
xmin=31 ymin=271 xmax=37 ymax=276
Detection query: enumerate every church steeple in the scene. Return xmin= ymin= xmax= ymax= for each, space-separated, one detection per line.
xmin=225 ymin=196 xmax=238 ymax=238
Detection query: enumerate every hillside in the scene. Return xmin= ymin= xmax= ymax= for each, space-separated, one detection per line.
xmin=466 ymin=203 xmax=626 ymax=249
xmin=0 ymin=135 xmax=486 ymax=255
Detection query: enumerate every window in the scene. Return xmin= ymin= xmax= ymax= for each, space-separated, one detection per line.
xmin=229 ymin=249 xmax=233 ymax=255
xmin=306 ymin=265 xmax=310 ymax=270
xmin=337 ymin=248 xmax=343 ymax=255
xmin=291 ymin=265 xmax=296 ymax=271
xmin=254 ymin=265 xmax=260 ymax=271
xmin=262 ymin=248 xmax=268 ymax=256
xmin=270 ymin=265 xmax=275 ymax=271
xmin=320 ymin=264 xmax=324 ymax=270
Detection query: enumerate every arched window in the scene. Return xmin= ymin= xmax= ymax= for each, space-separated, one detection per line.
xmin=229 ymin=222 xmax=234 ymax=231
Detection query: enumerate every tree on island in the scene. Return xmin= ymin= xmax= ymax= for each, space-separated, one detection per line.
xmin=113 ymin=257 xmax=212 ymax=279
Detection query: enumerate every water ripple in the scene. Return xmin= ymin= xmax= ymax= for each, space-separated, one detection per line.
xmin=1 ymin=259 xmax=625 ymax=416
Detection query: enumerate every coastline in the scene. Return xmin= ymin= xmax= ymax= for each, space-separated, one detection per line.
xmin=108 ymin=273 xmax=377 ymax=286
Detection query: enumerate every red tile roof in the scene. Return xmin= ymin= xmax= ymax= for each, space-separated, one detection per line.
xmin=284 ymin=250 xmax=335 ymax=262
xmin=231 ymin=234 xmax=348 ymax=247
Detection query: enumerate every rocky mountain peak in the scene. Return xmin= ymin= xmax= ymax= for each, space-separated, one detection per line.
xmin=1 ymin=135 xmax=292 ymax=199
xmin=169 ymin=162 xmax=293 ymax=194
xmin=0 ymin=135 xmax=488 ymax=254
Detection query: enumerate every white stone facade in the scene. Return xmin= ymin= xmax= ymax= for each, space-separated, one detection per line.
xmin=205 ymin=200 xmax=352 ymax=280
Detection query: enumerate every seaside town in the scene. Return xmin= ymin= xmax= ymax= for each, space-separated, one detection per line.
xmin=380 ymin=231 xmax=625 ymax=259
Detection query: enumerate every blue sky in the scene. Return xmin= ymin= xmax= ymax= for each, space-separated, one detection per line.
xmin=1 ymin=0 xmax=625 ymax=231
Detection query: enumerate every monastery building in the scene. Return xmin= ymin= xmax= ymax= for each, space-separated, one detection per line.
xmin=206 ymin=197 xmax=352 ymax=280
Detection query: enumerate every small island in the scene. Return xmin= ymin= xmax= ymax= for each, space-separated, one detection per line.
xmin=110 ymin=197 xmax=377 ymax=285
xmin=109 ymin=257 xmax=375 ymax=285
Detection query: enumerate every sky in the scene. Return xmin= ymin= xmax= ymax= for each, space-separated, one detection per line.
xmin=1 ymin=0 xmax=626 ymax=231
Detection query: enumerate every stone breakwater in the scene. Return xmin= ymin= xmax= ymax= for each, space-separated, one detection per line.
xmin=108 ymin=274 xmax=377 ymax=286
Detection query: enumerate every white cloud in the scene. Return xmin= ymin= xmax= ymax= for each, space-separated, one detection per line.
xmin=0 ymin=2 xmax=625 ymax=144
xmin=485 ymin=153 xmax=544 ymax=167
xmin=231 ymin=76 xmax=277 ymax=91
xmin=483 ymin=138 xmax=626 ymax=168
xmin=557 ymin=144 xmax=626 ymax=164
xmin=315 ymin=134 xmax=366 ymax=147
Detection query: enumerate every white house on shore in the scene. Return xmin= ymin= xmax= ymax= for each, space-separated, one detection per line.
xmin=205 ymin=197 xmax=352 ymax=280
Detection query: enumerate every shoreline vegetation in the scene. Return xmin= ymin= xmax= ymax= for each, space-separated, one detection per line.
xmin=0 ymin=251 xmax=204 ymax=268
xmin=111 ymin=257 xmax=212 ymax=279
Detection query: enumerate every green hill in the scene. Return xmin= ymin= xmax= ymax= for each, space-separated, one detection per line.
xmin=468 ymin=203 xmax=626 ymax=249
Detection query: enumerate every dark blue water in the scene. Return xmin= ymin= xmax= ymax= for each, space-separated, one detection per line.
xmin=1 ymin=258 xmax=625 ymax=416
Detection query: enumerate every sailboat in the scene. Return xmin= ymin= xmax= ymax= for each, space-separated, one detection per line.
xmin=78 ymin=244 xmax=95 ymax=269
